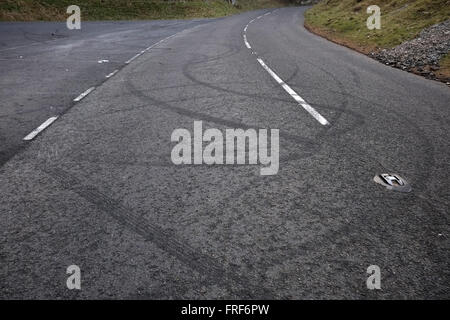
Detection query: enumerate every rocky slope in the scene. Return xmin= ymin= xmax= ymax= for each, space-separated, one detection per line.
xmin=371 ymin=20 xmax=450 ymax=83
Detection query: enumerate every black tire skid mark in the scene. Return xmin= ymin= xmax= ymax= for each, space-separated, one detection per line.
xmin=44 ymin=165 xmax=276 ymax=299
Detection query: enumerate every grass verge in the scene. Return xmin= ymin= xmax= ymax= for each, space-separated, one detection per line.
xmin=305 ymin=0 xmax=450 ymax=51
xmin=304 ymin=0 xmax=450 ymax=82
xmin=0 ymin=0 xmax=288 ymax=21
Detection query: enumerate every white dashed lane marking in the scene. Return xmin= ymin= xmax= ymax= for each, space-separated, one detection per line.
xmin=243 ymin=10 xmax=330 ymax=126
xmin=125 ymin=53 xmax=142 ymax=64
xmin=22 ymin=25 xmax=206 ymax=143
xmin=256 ymin=58 xmax=330 ymax=125
xmin=106 ymin=70 xmax=119 ymax=78
xmin=23 ymin=116 xmax=58 ymax=141
xmin=243 ymin=34 xmax=251 ymax=49
xmin=73 ymin=87 xmax=96 ymax=102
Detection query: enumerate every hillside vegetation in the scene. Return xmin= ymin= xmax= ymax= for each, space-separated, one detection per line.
xmin=0 ymin=0 xmax=288 ymax=21
xmin=305 ymin=0 xmax=450 ymax=52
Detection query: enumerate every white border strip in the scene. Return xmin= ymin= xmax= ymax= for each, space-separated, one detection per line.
xmin=23 ymin=116 xmax=58 ymax=141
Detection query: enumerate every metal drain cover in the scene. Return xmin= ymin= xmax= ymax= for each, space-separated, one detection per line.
xmin=373 ymin=173 xmax=411 ymax=192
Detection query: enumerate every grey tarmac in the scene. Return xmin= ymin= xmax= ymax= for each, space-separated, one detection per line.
xmin=0 ymin=7 xmax=449 ymax=299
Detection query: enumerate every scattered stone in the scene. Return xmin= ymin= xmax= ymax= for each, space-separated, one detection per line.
xmin=371 ymin=20 xmax=450 ymax=82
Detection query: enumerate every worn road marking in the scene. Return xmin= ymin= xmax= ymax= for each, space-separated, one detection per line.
xmin=125 ymin=53 xmax=142 ymax=64
xmin=124 ymin=29 xmax=194 ymax=66
xmin=243 ymin=34 xmax=251 ymax=49
xmin=243 ymin=10 xmax=330 ymax=126
xmin=23 ymin=116 xmax=58 ymax=141
xmin=106 ymin=70 xmax=119 ymax=78
xmin=73 ymin=87 xmax=95 ymax=102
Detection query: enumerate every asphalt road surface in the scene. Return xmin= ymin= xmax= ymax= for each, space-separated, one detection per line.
xmin=0 ymin=7 xmax=449 ymax=299
xmin=0 ymin=18 xmax=212 ymax=165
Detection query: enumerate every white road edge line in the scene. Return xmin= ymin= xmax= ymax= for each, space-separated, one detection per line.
xmin=23 ymin=116 xmax=58 ymax=141
xmin=244 ymin=11 xmax=330 ymax=126
xmin=73 ymin=87 xmax=96 ymax=102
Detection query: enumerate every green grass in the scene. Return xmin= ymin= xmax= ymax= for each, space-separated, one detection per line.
xmin=305 ymin=0 xmax=450 ymax=50
xmin=0 ymin=0 xmax=288 ymax=21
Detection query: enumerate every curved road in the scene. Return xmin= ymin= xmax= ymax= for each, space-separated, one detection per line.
xmin=0 ymin=7 xmax=449 ymax=299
